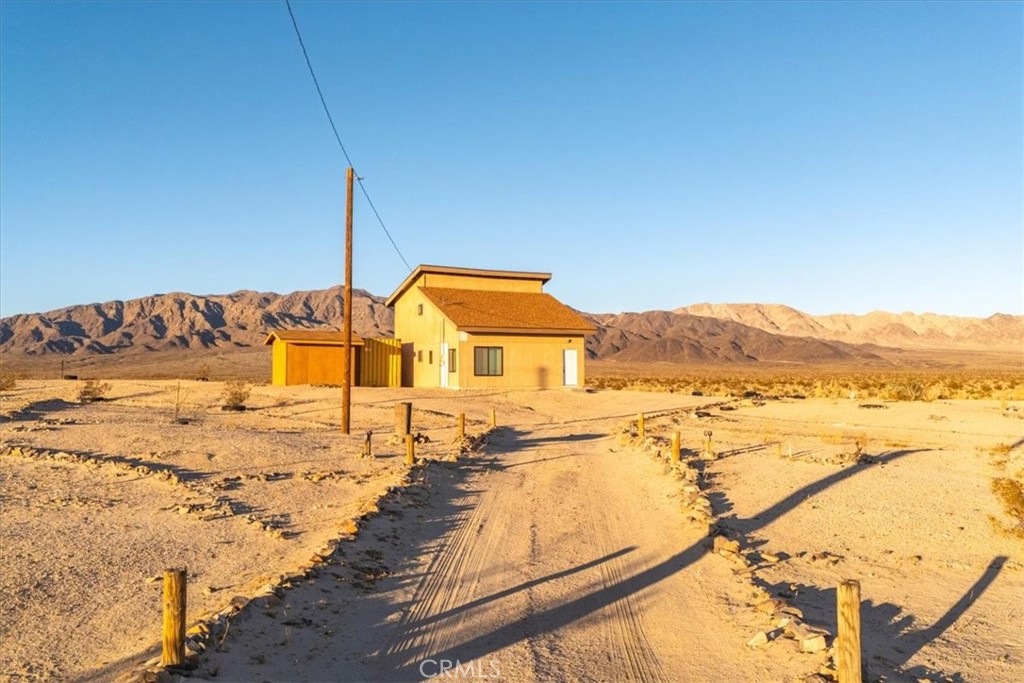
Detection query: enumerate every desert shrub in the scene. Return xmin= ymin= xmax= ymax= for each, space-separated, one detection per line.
xmin=222 ymin=380 xmax=250 ymax=411
xmin=0 ymin=373 xmax=16 ymax=391
xmin=990 ymin=443 xmax=1014 ymax=457
xmin=991 ymin=478 xmax=1024 ymax=538
xmin=885 ymin=380 xmax=926 ymax=401
xmin=78 ymin=379 xmax=111 ymax=403
xmin=196 ymin=362 xmax=211 ymax=382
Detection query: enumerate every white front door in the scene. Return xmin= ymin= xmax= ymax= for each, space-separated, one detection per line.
xmin=440 ymin=342 xmax=449 ymax=388
xmin=563 ymin=349 xmax=579 ymax=386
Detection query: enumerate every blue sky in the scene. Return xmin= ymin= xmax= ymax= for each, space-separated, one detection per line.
xmin=1 ymin=1 xmax=1020 ymax=318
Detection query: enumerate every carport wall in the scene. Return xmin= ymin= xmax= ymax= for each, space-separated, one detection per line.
xmin=265 ymin=332 xmax=363 ymax=386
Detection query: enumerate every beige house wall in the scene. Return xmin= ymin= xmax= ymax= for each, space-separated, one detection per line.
xmin=457 ymin=333 xmax=586 ymax=389
xmin=393 ymin=286 xmax=459 ymax=388
xmin=414 ymin=272 xmax=543 ymax=293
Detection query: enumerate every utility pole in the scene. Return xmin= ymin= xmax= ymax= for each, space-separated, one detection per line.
xmin=341 ymin=166 xmax=354 ymax=434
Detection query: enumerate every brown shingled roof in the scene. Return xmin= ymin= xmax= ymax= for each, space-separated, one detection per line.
xmin=420 ymin=287 xmax=595 ymax=334
xmin=263 ymin=330 xmax=365 ymax=346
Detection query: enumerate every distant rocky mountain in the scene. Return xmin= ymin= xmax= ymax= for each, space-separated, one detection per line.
xmin=0 ymin=288 xmax=392 ymax=355
xmin=1 ymin=289 xmax=1020 ymax=364
xmin=583 ymin=310 xmax=886 ymax=364
xmin=678 ymin=303 xmax=1023 ymax=353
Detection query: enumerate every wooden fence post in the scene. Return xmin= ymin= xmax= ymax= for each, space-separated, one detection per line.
xmin=837 ymin=579 xmax=862 ymax=683
xmin=405 ymin=434 xmax=415 ymax=466
xmin=395 ymin=402 xmax=412 ymax=436
xmin=489 ymin=408 xmax=496 ymax=429
xmin=637 ymin=413 xmax=645 ymax=440
xmin=458 ymin=413 xmax=465 ymax=439
xmin=671 ymin=432 xmax=681 ymax=463
xmin=703 ymin=430 xmax=713 ymax=457
xmin=161 ymin=568 xmax=187 ymax=668
xmin=363 ymin=431 xmax=373 ymax=458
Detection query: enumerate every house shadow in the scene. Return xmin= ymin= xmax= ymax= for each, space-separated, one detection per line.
xmin=752 ymin=555 xmax=1007 ymax=682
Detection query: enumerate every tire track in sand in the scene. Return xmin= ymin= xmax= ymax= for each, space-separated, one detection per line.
xmin=585 ymin=499 xmax=666 ymax=683
xmin=379 ymin=468 xmax=512 ymax=672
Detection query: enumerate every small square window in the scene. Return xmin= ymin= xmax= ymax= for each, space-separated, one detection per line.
xmin=417 ymin=303 xmax=423 ymax=315
xmin=474 ymin=347 xmax=503 ymax=376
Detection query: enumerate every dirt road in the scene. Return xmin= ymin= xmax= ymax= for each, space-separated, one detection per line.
xmin=199 ymin=408 xmax=805 ymax=682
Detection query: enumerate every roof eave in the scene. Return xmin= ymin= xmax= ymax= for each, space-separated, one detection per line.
xmin=458 ymin=326 xmax=596 ymax=336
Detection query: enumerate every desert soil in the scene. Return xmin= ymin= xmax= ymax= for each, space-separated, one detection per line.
xmin=1 ymin=381 xmax=1022 ymax=683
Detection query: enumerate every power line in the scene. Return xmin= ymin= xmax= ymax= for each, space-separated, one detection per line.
xmin=284 ymin=0 xmax=413 ymax=272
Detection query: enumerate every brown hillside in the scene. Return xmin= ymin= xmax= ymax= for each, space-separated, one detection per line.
xmin=585 ymin=310 xmax=885 ymax=364
xmin=2 ymin=289 xmax=1018 ymax=370
xmin=0 ymin=288 xmax=393 ymax=356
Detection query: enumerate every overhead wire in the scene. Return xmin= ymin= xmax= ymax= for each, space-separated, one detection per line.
xmin=284 ymin=0 xmax=413 ymax=272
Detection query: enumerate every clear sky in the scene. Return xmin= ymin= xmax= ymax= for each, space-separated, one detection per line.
xmin=1 ymin=1 xmax=1021 ymax=318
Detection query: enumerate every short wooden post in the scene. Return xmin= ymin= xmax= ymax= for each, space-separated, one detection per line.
xmin=637 ymin=413 xmax=645 ymax=440
xmin=489 ymin=408 xmax=496 ymax=429
xmin=395 ymin=402 xmax=412 ymax=436
xmin=161 ymin=568 xmax=187 ymax=667
xmin=671 ymin=432 xmax=681 ymax=463
xmin=703 ymin=429 xmax=713 ymax=456
xmin=837 ymin=579 xmax=862 ymax=683
xmin=405 ymin=434 xmax=415 ymax=466
xmin=363 ymin=430 xmax=373 ymax=458
xmin=458 ymin=413 xmax=465 ymax=439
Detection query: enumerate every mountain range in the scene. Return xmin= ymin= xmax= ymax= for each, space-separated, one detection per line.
xmin=1 ymin=288 xmax=1020 ymax=366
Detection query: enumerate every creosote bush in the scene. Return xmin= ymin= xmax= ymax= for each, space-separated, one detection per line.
xmin=0 ymin=373 xmax=16 ymax=391
xmin=196 ymin=362 xmax=211 ymax=382
xmin=991 ymin=478 xmax=1024 ymax=538
xmin=78 ymin=379 xmax=111 ymax=403
xmin=222 ymin=380 xmax=250 ymax=411
xmin=586 ymin=364 xmax=1024 ymax=401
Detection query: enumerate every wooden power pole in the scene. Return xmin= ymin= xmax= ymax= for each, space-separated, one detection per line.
xmin=341 ymin=166 xmax=354 ymax=434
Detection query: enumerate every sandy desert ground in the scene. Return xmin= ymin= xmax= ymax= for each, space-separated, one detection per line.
xmin=1 ymin=380 xmax=1022 ymax=682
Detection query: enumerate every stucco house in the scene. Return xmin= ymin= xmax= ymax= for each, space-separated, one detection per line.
xmin=385 ymin=265 xmax=595 ymax=389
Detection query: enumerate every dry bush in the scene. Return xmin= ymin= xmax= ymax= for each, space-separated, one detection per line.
xmin=586 ymin=364 xmax=1024 ymax=401
xmin=222 ymin=380 xmax=250 ymax=411
xmin=884 ymin=380 xmax=926 ymax=402
xmin=77 ymin=379 xmax=111 ymax=403
xmin=991 ymin=478 xmax=1024 ymax=538
xmin=196 ymin=362 xmax=211 ymax=382
xmin=0 ymin=373 xmax=16 ymax=391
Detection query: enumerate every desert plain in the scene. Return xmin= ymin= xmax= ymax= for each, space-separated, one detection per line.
xmin=1 ymin=366 xmax=1022 ymax=683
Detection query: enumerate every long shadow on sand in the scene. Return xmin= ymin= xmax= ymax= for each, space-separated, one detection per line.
xmin=379 ymin=448 xmax=929 ymax=681
xmin=87 ymin=436 xmax=928 ymax=682
xmin=755 ymin=555 xmax=1007 ymax=682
